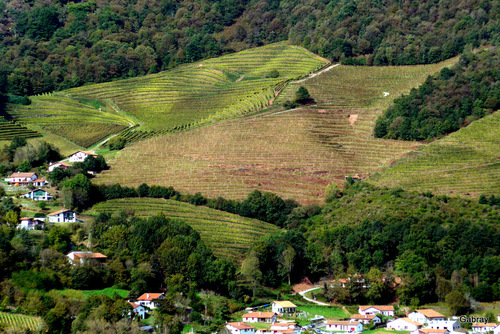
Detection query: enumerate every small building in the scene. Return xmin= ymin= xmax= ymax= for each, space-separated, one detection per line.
xmin=428 ymin=320 xmax=460 ymax=331
xmin=325 ymin=320 xmax=363 ymax=332
xmin=137 ymin=293 xmax=165 ymax=309
xmin=242 ymin=312 xmax=277 ymax=323
xmin=386 ymin=318 xmax=423 ymax=331
xmin=494 ymin=325 xmax=500 ymax=334
xmin=68 ymin=150 xmax=97 ymax=163
xmin=67 ymin=251 xmax=107 ymax=265
xmin=411 ymin=329 xmax=449 ymax=334
xmin=409 ymin=310 xmax=445 ymax=325
xmin=48 ymin=209 xmax=77 ymax=223
xmin=21 ymin=188 xmax=54 ymax=201
xmin=5 ymin=172 xmax=37 ymax=185
xmin=225 ymin=322 xmax=256 ymax=334
xmin=128 ymin=302 xmax=147 ymax=319
xmin=272 ymin=301 xmax=297 ymax=315
xmin=350 ymin=314 xmax=381 ymax=325
xmin=358 ymin=305 xmax=394 ymax=317
xmin=472 ymin=323 xmax=498 ymax=333
xmin=48 ymin=162 xmax=70 ymax=172
xmin=17 ymin=217 xmax=45 ymax=230
xmin=32 ymin=179 xmax=47 ymax=187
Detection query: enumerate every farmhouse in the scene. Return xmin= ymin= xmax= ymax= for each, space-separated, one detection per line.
xmin=428 ymin=320 xmax=460 ymax=331
xmin=270 ymin=323 xmax=297 ymax=334
xmin=137 ymin=293 xmax=165 ymax=309
xmin=271 ymin=301 xmax=297 ymax=315
xmin=48 ymin=209 xmax=77 ymax=223
xmin=242 ymin=312 xmax=277 ymax=323
xmin=17 ymin=217 xmax=45 ymax=230
xmin=411 ymin=329 xmax=449 ymax=334
xmin=358 ymin=305 xmax=394 ymax=317
xmin=68 ymin=150 xmax=97 ymax=163
xmin=128 ymin=302 xmax=147 ymax=319
xmin=225 ymin=322 xmax=256 ymax=334
xmin=48 ymin=162 xmax=70 ymax=172
xmin=408 ymin=310 xmax=445 ymax=324
xmin=472 ymin=323 xmax=498 ymax=333
xmin=21 ymin=188 xmax=54 ymax=201
xmin=350 ymin=314 xmax=381 ymax=325
xmin=325 ymin=320 xmax=363 ymax=332
xmin=67 ymin=251 xmax=107 ymax=265
xmin=5 ymin=172 xmax=37 ymax=185
xmin=386 ymin=318 xmax=423 ymax=331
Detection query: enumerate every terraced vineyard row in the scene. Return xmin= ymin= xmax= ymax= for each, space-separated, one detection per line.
xmin=90 ymin=198 xmax=279 ymax=261
xmin=66 ymin=42 xmax=327 ymax=131
xmin=95 ymin=109 xmax=418 ymax=204
xmin=0 ymin=312 xmax=44 ymax=332
xmin=7 ymin=95 xmax=132 ymax=147
xmin=0 ymin=117 xmax=41 ymax=140
xmin=371 ymin=112 xmax=500 ymax=197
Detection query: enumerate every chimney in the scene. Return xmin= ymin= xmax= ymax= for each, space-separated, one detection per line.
xmin=147 ymin=293 xmax=149 ymax=299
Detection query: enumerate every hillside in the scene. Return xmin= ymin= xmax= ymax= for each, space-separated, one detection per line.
xmin=370 ymin=111 xmax=500 ymax=196
xmin=94 ymin=58 xmax=456 ymax=203
xmin=89 ymin=198 xmax=280 ymax=261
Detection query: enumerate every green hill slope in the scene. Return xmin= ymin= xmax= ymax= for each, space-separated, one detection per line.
xmin=370 ymin=112 xmax=500 ymax=197
xmin=89 ymin=198 xmax=280 ymax=261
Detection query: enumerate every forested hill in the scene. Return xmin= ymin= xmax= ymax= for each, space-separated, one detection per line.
xmin=0 ymin=0 xmax=498 ymax=96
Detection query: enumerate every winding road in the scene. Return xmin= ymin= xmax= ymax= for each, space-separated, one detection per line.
xmin=299 ymin=287 xmax=331 ymax=306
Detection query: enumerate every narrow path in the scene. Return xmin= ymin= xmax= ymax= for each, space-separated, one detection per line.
xmin=295 ymin=63 xmax=339 ymax=83
xmin=299 ymin=287 xmax=331 ymax=306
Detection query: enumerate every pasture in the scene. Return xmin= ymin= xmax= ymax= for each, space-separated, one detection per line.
xmin=89 ymin=198 xmax=279 ymax=261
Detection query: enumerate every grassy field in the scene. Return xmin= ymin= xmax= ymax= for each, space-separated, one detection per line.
xmin=93 ymin=57 xmax=456 ymax=203
xmin=89 ymin=198 xmax=279 ymax=261
xmin=7 ymin=94 xmax=132 ymax=147
xmin=297 ymin=305 xmax=349 ymax=319
xmin=64 ymin=42 xmax=327 ymax=132
xmin=371 ymin=112 xmax=500 ymax=197
xmin=81 ymin=287 xmax=129 ymax=298
xmin=0 ymin=312 xmax=44 ymax=332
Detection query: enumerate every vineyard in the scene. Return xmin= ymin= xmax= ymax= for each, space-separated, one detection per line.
xmin=89 ymin=198 xmax=279 ymax=261
xmin=371 ymin=112 xmax=500 ymax=197
xmin=7 ymin=94 xmax=132 ymax=147
xmin=95 ymin=58 xmax=456 ymax=204
xmin=0 ymin=117 xmax=41 ymax=141
xmin=65 ymin=42 xmax=327 ymax=132
xmin=0 ymin=312 xmax=44 ymax=332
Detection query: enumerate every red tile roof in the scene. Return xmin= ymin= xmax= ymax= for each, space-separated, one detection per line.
xmin=226 ymin=322 xmax=255 ymax=330
xmin=48 ymin=209 xmax=73 ymax=216
xmin=351 ymin=314 xmax=378 ymax=320
xmin=415 ymin=309 xmax=445 ymax=318
xmin=243 ymin=312 xmax=276 ymax=319
xmin=137 ymin=293 xmax=164 ymax=301
xmin=326 ymin=321 xmax=361 ymax=326
xmin=359 ymin=305 xmax=394 ymax=311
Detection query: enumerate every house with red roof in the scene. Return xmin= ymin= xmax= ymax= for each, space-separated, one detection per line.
xmin=68 ymin=150 xmax=97 ymax=163
xmin=137 ymin=293 xmax=165 ymax=309
xmin=5 ymin=172 xmax=38 ymax=185
xmin=48 ymin=162 xmax=70 ymax=172
xmin=325 ymin=320 xmax=363 ymax=332
xmin=225 ymin=322 xmax=256 ymax=334
xmin=411 ymin=329 xmax=449 ymax=334
xmin=67 ymin=251 xmax=107 ymax=265
xmin=17 ymin=217 xmax=45 ymax=230
xmin=387 ymin=318 xmax=423 ymax=331
xmin=242 ymin=312 xmax=277 ymax=323
xmin=408 ymin=310 xmax=445 ymax=324
xmin=128 ymin=302 xmax=147 ymax=319
xmin=358 ymin=305 xmax=394 ymax=317
xmin=472 ymin=323 xmax=498 ymax=333
xmin=48 ymin=209 xmax=77 ymax=223
xmin=350 ymin=314 xmax=381 ymax=325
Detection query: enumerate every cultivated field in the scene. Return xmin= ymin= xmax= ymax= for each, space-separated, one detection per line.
xmin=371 ymin=112 xmax=500 ymax=197
xmin=0 ymin=117 xmax=41 ymax=141
xmin=7 ymin=94 xmax=131 ymax=147
xmin=65 ymin=42 xmax=327 ymax=132
xmin=95 ymin=59 xmax=456 ymax=203
xmin=89 ymin=198 xmax=279 ymax=261
xmin=0 ymin=312 xmax=44 ymax=332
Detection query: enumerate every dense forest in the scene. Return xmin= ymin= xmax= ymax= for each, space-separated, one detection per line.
xmin=374 ymin=49 xmax=500 ymax=140
xmin=0 ymin=0 xmax=498 ymax=96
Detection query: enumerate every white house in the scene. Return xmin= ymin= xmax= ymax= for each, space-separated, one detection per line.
xmin=5 ymin=172 xmax=37 ymax=185
xmin=32 ymin=179 xmax=47 ymax=187
xmin=428 ymin=320 xmax=460 ymax=331
xmin=67 ymin=251 xmax=107 ymax=265
xmin=386 ymin=318 xmax=423 ymax=331
xmin=137 ymin=293 xmax=165 ymax=309
xmin=48 ymin=162 xmax=70 ymax=172
xmin=225 ymin=322 xmax=256 ymax=334
xmin=472 ymin=323 xmax=498 ymax=333
xmin=242 ymin=312 xmax=277 ymax=323
xmin=350 ymin=314 xmax=381 ymax=325
xmin=128 ymin=302 xmax=147 ymax=319
xmin=21 ymin=188 xmax=54 ymax=201
xmin=272 ymin=301 xmax=297 ymax=314
xmin=493 ymin=324 xmax=500 ymax=334
xmin=411 ymin=329 xmax=449 ymax=334
xmin=270 ymin=323 xmax=297 ymax=334
xmin=358 ymin=305 xmax=394 ymax=317
xmin=68 ymin=150 xmax=97 ymax=163
xmin=409 ymin=310 xmax=445 ymax=325
xmin=17 ymin=217 xmax=45 ymax=230
xmin=325 ymin=321 xmax=363 ymax=332
xmin=48 ymin=209 xmax=77 ymax=223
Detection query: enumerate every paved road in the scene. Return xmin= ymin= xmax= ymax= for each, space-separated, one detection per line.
xmin=299 ymin=287 xmax=330 ymax=306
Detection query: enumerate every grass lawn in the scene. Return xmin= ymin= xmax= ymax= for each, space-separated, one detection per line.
xmin=81 ymin=287 xmax=129 ymax=298
xmin=297 ymin=305 xmax=348 ymax=319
